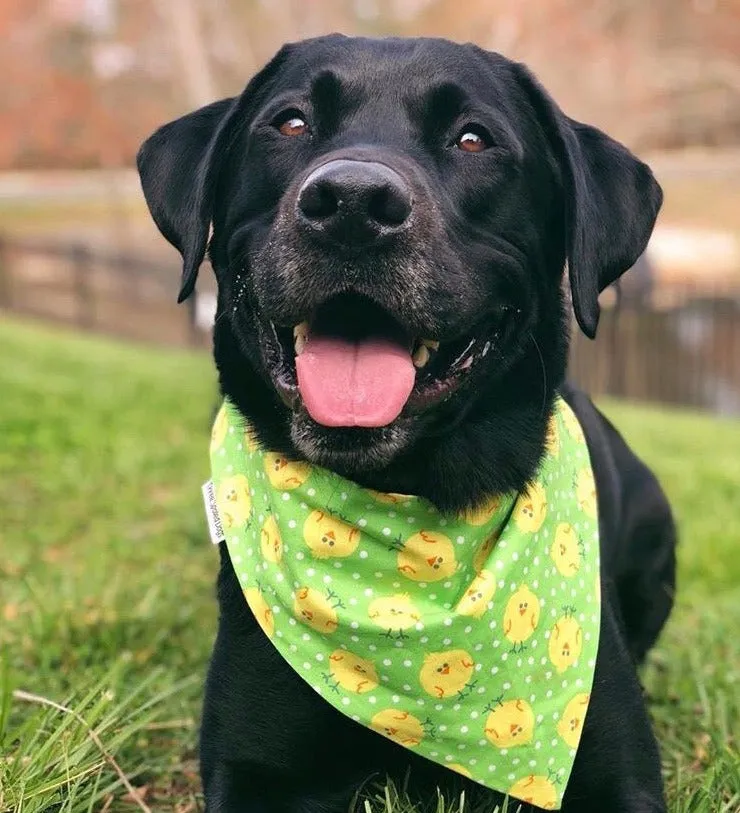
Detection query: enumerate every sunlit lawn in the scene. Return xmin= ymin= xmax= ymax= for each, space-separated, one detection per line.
xmin=1 ymin=318 xmax=738 ymax=812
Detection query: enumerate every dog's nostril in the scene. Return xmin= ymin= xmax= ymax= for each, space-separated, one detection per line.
xmin=298 ymin=180 xmax=339 ymax=220
xmin=368 ymin=185 xmax=412 ymax=227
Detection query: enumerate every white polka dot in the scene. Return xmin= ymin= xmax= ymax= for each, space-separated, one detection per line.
xmin=470 ymin=710 xmax=479 ymax=719
xmin=456 ymin=536 xmax=465 ymax=544
xmin=281 ymin=493 xmax=290 ymax=501
xmin=369 ymin=644 xmax=377 ymax=652
xmin=403 ymin=659 xmax=412 ymax=667
xmin=288 ymin=519 xmax=296 ymax=529
xmin=307 ymin=568 xmax=315 ymax=577
xmin=407 ymin=517 xmax=416 ymax=523
xmin=315 ymin=653 xmax=324 ymax=662
xmin=358 ymin=519 xmax=367 ymax=528
xmin=323 ymin=575 xmax=332 ymax=585
xmin=392 ymin=695 xmax=400 ymax=703
xmin=302 ymin=662 xmax=311 ymax=670
xmin=296 ymin=552 xmax=305 ymax=560
xmin=382 ymin=527 xmax=391 ymax=536
xmin=363 ymin=588 xmax=373 ymax=597
xmin=359 ymin=550 xmax=368 ymax=559
xmin=420 ymin=636 xmax=429 ymax=644
xmin=341 ymin=697 xmax=350 ymax=706
xmin=415 ymin=622 xmax=424 ymax=631
xmin=307 ymin=488 xmax=316 ymax=497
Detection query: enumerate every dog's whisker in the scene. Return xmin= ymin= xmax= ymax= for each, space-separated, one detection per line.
xmin=529 ymin=331 xmax=548 ymax=418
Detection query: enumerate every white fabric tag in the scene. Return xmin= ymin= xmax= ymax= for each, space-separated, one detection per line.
xmin=202 ymin=480 xmax=225 ymax=545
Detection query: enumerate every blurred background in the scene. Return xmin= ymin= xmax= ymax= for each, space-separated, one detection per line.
xmin=0 ymin=0 xmax=739 ymax=412
xmin=1 ymin=4 xmax=740 ymax=812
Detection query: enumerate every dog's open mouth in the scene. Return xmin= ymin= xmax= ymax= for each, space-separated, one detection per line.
xmin=261 ymin=293 xmax=511 ymax=428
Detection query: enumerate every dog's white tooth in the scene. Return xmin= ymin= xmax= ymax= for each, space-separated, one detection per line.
xmin=294 ymin=333 xmax=307 ymax=355
xmin=293 ymin=321 xmax=309 ymax=339
xmin=413 ymin=344 xmax=430 ymax=368
xmin=421 ymin=338 xmax=440 ymax=351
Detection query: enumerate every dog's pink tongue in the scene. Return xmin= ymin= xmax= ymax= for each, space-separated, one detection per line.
xmin=296 ymin=336 xmax=415 ymax=427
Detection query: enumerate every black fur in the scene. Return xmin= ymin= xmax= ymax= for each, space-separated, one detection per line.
xmin=138 ymin=35 xmax=676 ymax=812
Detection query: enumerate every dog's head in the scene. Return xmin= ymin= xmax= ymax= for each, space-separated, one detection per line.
xmin=137 ymin=35 xmax=661 ymax=508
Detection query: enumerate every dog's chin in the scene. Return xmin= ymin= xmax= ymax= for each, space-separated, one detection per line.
xmin=289 ymin=410 xmax=415 ymax=475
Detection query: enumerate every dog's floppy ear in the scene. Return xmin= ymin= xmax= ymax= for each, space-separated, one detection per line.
xmin=137 ymin=45 xmax=293 ymax=303
xmin=513 ymin=64 xmax=663 ymax=338
xmin=137 ymin=97 xmax=238 ymax=303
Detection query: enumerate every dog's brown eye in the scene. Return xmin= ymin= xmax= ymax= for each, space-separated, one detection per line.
xmin=456 ymin=127 xmax=491 ymax=153
xmin=276 ymin=113 xmax=309 ymax=137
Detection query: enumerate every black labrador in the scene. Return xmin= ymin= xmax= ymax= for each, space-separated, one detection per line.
xmin=137 ymin=35 xmax=677 ymax=813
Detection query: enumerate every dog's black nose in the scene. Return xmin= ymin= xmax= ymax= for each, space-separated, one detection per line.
xmin=297 ymin=159 xmax=412 ymax=245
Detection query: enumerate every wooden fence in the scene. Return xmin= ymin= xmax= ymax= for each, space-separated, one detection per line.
xmin=1 ymin=235 xmax=739 ymax=416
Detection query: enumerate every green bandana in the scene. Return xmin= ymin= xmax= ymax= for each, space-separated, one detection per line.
xmin=208 ymin=397 xmax=600 ymax=810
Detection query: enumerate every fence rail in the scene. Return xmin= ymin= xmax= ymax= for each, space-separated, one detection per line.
xmin=0 ymin=235 xmax=209 ymax=347
xmin=1 ymin=235 xmax=739 ymax=415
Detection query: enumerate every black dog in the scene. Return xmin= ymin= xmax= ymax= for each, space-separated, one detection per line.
xmin=138 ymin=35 xmax=676 ymax=813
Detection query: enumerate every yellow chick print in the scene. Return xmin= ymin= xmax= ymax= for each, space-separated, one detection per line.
xmin=260 ymin=514 xmax=283 ymax=563
xmin=263 ymin=452 xmax=311 ymax=490
xmin=210 ymin=406 xmax=228 ymax=452
xmin=456 ymin=570 xmax=497 ymax=618
xmin=548 ymin=614 xmax=584 ymax=673
xmin=472 ymin=532 xmax=499 ymax=573
xmin=397 ymin=530 xmax=457 ymax=582
xmin=216 ymin=474 xmax=252 ymax=529
xmin=549 ymin=523 xmax=581 ymax=577
xmin=561 ymin=405 xmax=585 ymax=442
xmin=303 ymin=511 xmax=360 ymax=559
xmin=557 ymin=693 xmax=591 ymax=748
xmin=419 ymin=650 xmax=475 ymax=699
xmin=243 ymin=588 xmax=274 ymax=639
xmin=576 ymin=468 xmax=597 ymax=518
xmin=448 ymin=764 xmax=473 ymax=778
xmin=503 ymin=585 xmax=541 ymax=649
xmin=544 ymin=414 xmax=560 ymax=457
xmin=484 ymin=699 xmax=535 ymax=748
xmin=328 ymin=649 xmax=379 ymax=694
xmin=370 ymin=709 xmax=424 ymax=747
xmin=513 ymin=482 xmax=547 ymax=533
xmin=367 ymin=490 xmax=413 ymax=505
xmin=293 ymin=587 xmax=338 ymax=634
xmin=459 ymin=494 xmax=502 ymax=526
xmin=508 ymin=775 xmax=558 ymax=810
xmin=368 ymin=594 xmax=421 ymax=637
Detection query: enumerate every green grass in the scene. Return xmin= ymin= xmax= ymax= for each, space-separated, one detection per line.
xmin=1 ymin=318 xmax=739 ymax=812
